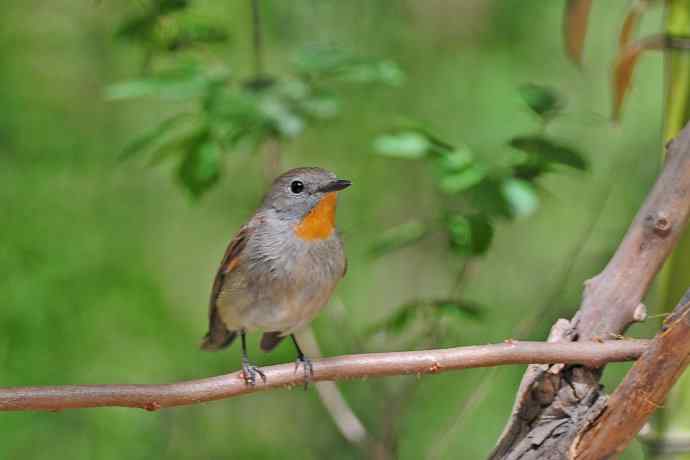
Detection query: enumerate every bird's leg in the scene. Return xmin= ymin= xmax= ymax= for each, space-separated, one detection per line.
xmin=291 ymin=334 xmax=314 ymax=390
xmin=240 ymin=331 xmax=266 ymax=386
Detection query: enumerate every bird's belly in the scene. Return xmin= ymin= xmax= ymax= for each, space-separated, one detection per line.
xmin=217 ymin=262 xmax=340 ymax=334
xmin=242 ymin=286 xmax=333 ymax=334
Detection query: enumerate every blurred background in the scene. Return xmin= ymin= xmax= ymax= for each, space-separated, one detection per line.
xmin=0 ymin=1 xmax=674 ymax=459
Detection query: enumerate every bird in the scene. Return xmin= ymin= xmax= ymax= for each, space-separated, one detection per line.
xmin=201 ymin=167 xmax=351 ymax=386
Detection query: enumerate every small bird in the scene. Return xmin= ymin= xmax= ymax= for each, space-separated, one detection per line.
xmin=201 ymin=167 xmax=351 ymax=386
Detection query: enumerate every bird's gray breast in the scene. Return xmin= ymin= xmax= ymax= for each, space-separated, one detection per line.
xmin=222 ymin=218 xmax=346 ymax=334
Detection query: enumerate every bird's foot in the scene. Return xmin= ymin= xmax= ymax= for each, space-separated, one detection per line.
xmin=294 ymin=355 xmax=314 ymax=390
xmin=241 ymin=358 xmax=266 ymax=386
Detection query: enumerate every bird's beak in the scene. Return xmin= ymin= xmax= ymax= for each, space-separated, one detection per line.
xmin=318 ymin=179 xmax=352 ymax=193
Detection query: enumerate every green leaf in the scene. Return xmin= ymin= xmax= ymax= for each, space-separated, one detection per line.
xmin=260 ymin=98 xmax=304 ymax=137
xmin=116 ymin=14 xmax=157 ymax=42
xmin=336 ymin=60 xmax=405 ymax=86
xmin=373 ymin=132 xmax=430 ymax=159
xmin=369 ymin=221 xmax=427 ymax=258
xmin=518 ymin=83 xmax=563 ymax=118
xmin=437 ymin=147 xmax=474 ymax=172
xmin=293 ymin=47 xmax=404 ymax=86
xmin=106 ymin=65 xmax=221 ymax=101
xmin=298 ymin=94 xmax=340 ymax=119
xmin=293 ymin=47 xmax=354 ymax=75
xmin=447 ymin=213 xmax=494 ymax=256
xmin=177 ymin=133 xmax=220 ymax=198
xmin=164 ymin=23 xmax=229 ymax=51
xmin=432 ymin=300 xmax=484 ymax=321
xmin=119 ymin=112 xmax=193 ymax=161
xmin=439 ymin=165 xmax=487 ymax=194
xmin=466 ymin=178 xmax=513 ymax=219
xmin=157 ymin=0 xmax=189 ymax=14
xmin=501 ymin=178 xmax=539 ymax=218
xmin=509 ymin=136 xmax=587 ymax=171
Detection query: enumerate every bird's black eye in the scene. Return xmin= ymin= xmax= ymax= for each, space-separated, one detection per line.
xmin=290 ymin=180 xmax=304 ymax=194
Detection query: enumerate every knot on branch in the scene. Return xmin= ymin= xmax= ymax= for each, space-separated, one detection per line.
xmin=633 ymin=303 xmax=647 ymax=323
xmin=644 ymin=211 xmax=672 ymax=237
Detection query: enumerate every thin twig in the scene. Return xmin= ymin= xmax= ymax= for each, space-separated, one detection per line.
xmin=0 ymin=340 xmax=648 ymax=412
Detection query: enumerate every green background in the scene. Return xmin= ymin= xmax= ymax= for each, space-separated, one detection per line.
xmin=0 ymin=1 xmax=668 ymax=459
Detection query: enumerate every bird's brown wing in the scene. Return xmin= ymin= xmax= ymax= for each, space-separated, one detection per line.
xmin=200 ymin=225 xmax=251 ymax=351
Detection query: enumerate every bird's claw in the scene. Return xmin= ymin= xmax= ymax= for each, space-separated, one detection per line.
xmin=294 ymin=356 xmax=314 ymax=390
xmin=241 ymin=358 xmax=266 ymax=386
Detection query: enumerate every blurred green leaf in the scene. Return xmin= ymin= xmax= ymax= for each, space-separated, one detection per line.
xmin=510 ymin=150 xmax=549 ymax=181
xmin=119 ymin=112 xmax=193 ymax=161
xmin=293 ymin=47 xmax=354 ymax=75
xmin=177 ymin=132 xmax=220 ymax=198
xmin=106 ymin=65 xmax=225 ymax=101
xmin=293 ymin=47 xmax=404 ymax=86
xmin=157 ymin=0 xmax=189 ymax=14
xmin=466 ymin=178 xmax=513 ymax=219
xmin=298 ymin=93 xmax=340 ymax=119
xmin=260 ymin=98 xmax=304 ymax=137
xmin=367 ymin=297 xmax=483 ymax=337
xmin=510 ymin=135 xmax=587 ymax=171
xmin=366 ymin=304 xmax=417 ymax=336
xmin=502 ymin=178 xmax=539 ymax=218
xmin=116 ymin=14 xmax=158 ymax=42
xmin=439 ymin=165 xmax=487 ymax=194
xmin=116 ymin=0 xmax=190 ymax=42
xmin=437 ymin=147 xmax=474 ymax=171
xmin=518 ymin=83 xmax=563 ymax=118
xmin=164 ymin=23 xmax=230 ymax=51
xmin=447 ymin=213 xmax=494 ymax=256
xmin=432 ymin=299 xmax=484 ymax=320
xmin=373 ymin=132 xmax=430 ymax=159
xmin=370 ymin=221 xmax=427 ymax=258
xmin=336 ymin=60 xmax=405 ymax=86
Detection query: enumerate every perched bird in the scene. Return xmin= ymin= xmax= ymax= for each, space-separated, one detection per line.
xmin=201 ymin=167 xmax=351 ymax=385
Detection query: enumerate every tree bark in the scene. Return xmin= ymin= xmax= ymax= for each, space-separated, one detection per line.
xmin=491 ymin=120 xmax=690 ymax=460
xmin=573 ymin=289 xmax=690 ymax=459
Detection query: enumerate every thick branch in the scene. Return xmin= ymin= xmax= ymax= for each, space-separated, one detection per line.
xmin=0 ymin=340 xmax=647 ymax=412
xmin=574 ymin=124 xmax=690 ymax=340
xmin=491 ymin=120 xmax=690 ymax=460
xmin=573 ymin=290 xmax=690 ymax=459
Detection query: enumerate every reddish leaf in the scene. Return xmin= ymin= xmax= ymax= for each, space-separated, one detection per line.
xmin=563 ymin=0 xmax=593 ymax=65
xmin=612 ymin=35 xmax=664 ymax=121
xmin=619 ymin=0 xmax=650 ymax=50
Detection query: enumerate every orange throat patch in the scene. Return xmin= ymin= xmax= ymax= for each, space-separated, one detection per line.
xmin=294 ymin=192 xmax=337 ymax=240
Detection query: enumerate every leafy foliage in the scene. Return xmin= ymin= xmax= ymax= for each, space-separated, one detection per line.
xmin=111 ymin=2 xmax=403 ymax=198
xmin=116 ymin=0 xmax=228 ymax=53
xmin=372 ymin=94 xmax=586 ymax=257
xmin=369 ymin=84 xmax=587 ymax=336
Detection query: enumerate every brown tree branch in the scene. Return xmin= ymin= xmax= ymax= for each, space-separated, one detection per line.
xmin=573 ymin=289 xmax=690 ymax=460
xmin=491 ymin=119 xmax=690 ymax=460
xmin=0 ymin=340 xmax=648 ymax=412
